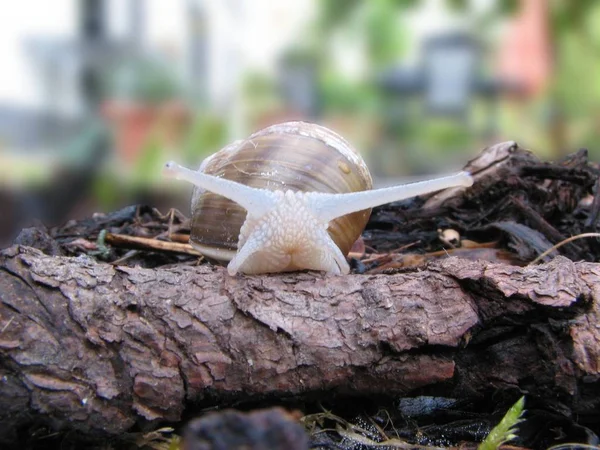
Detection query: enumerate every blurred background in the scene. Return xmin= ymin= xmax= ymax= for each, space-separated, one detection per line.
xmin=1 ymin=0 xmax=600 ymax=245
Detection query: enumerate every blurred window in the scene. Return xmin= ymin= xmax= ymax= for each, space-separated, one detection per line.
xmin=423 ymin=33 xmax=478 ymax=117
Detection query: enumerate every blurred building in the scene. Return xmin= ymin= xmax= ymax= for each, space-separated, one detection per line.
xmin=0 ymin=0 xmax=315 ymax=148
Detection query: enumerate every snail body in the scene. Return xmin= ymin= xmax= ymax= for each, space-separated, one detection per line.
xmin=188 ymin=122 xmax=372 ymax=265
xmin=164 ymin=121 xmax=473 ymax=275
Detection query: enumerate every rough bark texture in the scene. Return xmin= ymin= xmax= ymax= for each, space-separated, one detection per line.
xmin=1 ymin=245 xmax=599 ymax=441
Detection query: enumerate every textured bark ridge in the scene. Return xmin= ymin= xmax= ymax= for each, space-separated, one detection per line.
xmin=1 ymin=245 xmax=599 ymax=439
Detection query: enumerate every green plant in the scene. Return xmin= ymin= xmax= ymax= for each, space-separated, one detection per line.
xmin=320 ymin=72 xmax=378 ymax=114
xmin=131 ymin=131 xmax=166 ymax=188
xmin=478 ymin=396 xmax=525 ymax=450
xmin=182 ymin=113 xmax=228 ymax=163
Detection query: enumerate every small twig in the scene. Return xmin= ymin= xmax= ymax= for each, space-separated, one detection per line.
xmin=585 ymin=177 xmax=600 ymax=227
xmin=390 ymin=241 xmax=421 ymax=254
xmin=167 ymin=208 xmax=176 ymax=239
xmin=529 ymin=233 xmax=600 ymax=265
xmin=168 ymin=233 xmax=192 ymax=244
xmin=154 ymin=207 xmax=188 ymax=223
xmin=1 ymin=316 xmax=15 ymax=333
xmin=154 ymin=228 xmax=190 ymax=241
xmin=511 ymin=196 xmax=567 ymax=243
xmin=105 ymin=233 xmax=202 ymax=256
xmin=357 ymin=241 xmax=421 ymax=263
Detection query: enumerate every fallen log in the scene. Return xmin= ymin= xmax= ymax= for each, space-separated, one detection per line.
xmin=1 ymin=245 xmax=599 ymax=443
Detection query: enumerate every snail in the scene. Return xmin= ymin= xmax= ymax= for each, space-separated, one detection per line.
xmin=164 ymin=121 xmax=473 ymax=275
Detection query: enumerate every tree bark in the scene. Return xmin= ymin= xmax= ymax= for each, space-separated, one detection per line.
xmin=1 ymin=245 xmax=599 ymax=439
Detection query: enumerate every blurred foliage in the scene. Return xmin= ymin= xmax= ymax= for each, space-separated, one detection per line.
xmin=315 ymin=0 xmax=411 ymax=70
xmin=308 ymin=0 xmax=414 ymax=137
xmin=550 ymin=3 xmax=600 ymax=156
xmin=317 ymin=0 xmax=418 ymax=33
xmin=92 ymin=0 xmax=600 ymax=196
xmin=240 ymin=71 xmax=284 ymax=125
xmin=130 ymin=132 xmax=165 ymax=189
xmin=0 ymin=155 xmax=55 ymax=187
xmin=92 ymin=132 xmax=166 ymax=209
xmin=469 ymin=0 xmax=600 ymax=157
xmin=378 ymin=117 xmax=475 ymax=174
xmin=93 ymin=111 xmax=227 ymax=209
xmin=360 ymin=0 xmax=410 ymax=69
xmin=182 ymin=113 xmax=228 ymax=163
xmin=313 ymin=0 xmax=600 ymax=161
xmin=320 ymin=73 xmax=377 ymax=114
xmin=413 ymin=119 xmax=473 ymax=152
xmin=91 ymin=0 xmax=600 ymax=200
xmin=92 ymin=168 xmax=122 ymax=210
xmin=312 ymin=0 xmax=480 ymax=173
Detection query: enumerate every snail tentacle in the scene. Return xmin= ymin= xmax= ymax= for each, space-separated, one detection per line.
xmin=307 ymin=171 xmax=473 ymax=223
xmin=163 ymin=161 xmax=276 ymax=218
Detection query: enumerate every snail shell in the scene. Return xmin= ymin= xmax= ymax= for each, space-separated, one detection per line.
xmin=189 ymin=122 xmax=372 ymax=263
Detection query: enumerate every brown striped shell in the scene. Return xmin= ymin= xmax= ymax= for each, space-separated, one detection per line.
xmin=189 ymin=122 xmax=373 ymax=263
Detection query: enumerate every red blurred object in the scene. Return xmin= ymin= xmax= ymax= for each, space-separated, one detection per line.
xmin=497 ymin=0 xmax=553 ymax=97
xmin=101 ymin=99 xmax=191 ymax=164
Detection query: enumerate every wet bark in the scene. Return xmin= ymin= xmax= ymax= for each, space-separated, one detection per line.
xmin=1 ymin=245 xmax=599 ymax=440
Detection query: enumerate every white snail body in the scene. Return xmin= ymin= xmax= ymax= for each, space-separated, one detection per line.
xmin=164 ymin=121 xmax=473 ymax=275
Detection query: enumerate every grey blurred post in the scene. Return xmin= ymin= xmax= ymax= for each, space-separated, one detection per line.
xmin=187 ymin=0 xmax=209 ymax=105
xmin=128 ymin=0 xmax=145 ymax=48
xmin=422 ymin=33 xmax=478 ymax=121
xmin=79 ymin=0 xmax=107 ymax=113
